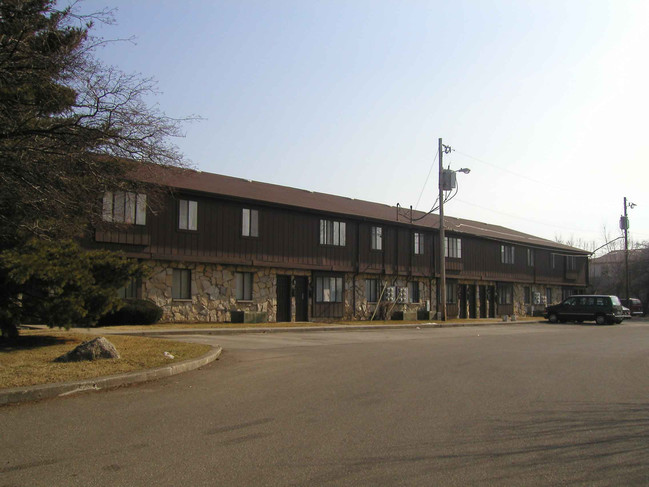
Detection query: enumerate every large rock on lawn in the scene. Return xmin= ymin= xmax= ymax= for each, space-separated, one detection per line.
xmin=54 ymin=337 xmax=120 ymax=362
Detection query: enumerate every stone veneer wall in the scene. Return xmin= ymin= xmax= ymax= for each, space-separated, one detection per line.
xmin=347 ymin=275 xmax=434 ymax=321
xmin=140 ymin=259 xmax=566 ymax=322
xmin=143 ymin=260 xmax=276 ymax=323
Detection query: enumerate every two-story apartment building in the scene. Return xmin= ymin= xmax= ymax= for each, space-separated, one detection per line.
xmin=93 ymin=165 xmax=589 ymax=323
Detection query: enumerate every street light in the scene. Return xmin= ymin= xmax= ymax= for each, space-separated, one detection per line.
xmin=438 ymin=138 xmax=470 ymax=321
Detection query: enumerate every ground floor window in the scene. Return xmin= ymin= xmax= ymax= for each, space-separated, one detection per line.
xmin=408 ymin=281 xmax=420 ymax=303
xmin=497 ymin=283 xmax=513 ymax=305
xmin=546 ymin=287 xmax=552 ymax=304
xmin=236 ymin=272 xmax=253 ymax=301
xmin=524 ymin=286 xmax=531 ymax=305
xmin=365 ymin=279 xmax=379 ymax=303
xmin=316 ymin=276 xmax=343 ymax=302
xmin=118 ymin=277 xmax=139 ymax=300
xmin=172 ymin=269 xmax=191 ymax=300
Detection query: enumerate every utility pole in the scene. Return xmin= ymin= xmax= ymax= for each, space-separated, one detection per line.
xmin=624 ymin=197 xmax=629 ymax=302
xmin=620 ymin=197 xmax=636 ymax=301
xmin=438 ymin=138 xmax=447 ymax=321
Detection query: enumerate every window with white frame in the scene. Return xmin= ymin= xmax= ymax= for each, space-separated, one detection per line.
xmin=235 ymin=272 xmax=253 ymax=300
xmin=497 ymin=283 xmax=513 ymax=304
xmin=242 ymin=208 xmax=259 ymax=237
xmin=315 ymin=276 xmax=344 ymax=302
xmin=445 ymin=237 xmax=461 ymax=258
xmin=366 ymin=279 xmax=379 ymax=302
xmin=566 ymin=255 xmax=577 ymax=271
xmin=102 ymin=191 xmax=147 ymax=225
xmin=319 ymin=219 xmax=346 ymax=246
xmin=413 ymin=232 xmax=424 ymax=255
xmin=501 ymin=245 xmax=515 ymax=264
xmin=371 ymin=226 xmax=383 ymax=251
xmin=408 ymin=281 xmax=420 ymax=303
xmin=527 ymin=248 xmax=535 ymax=267
xmin=172 ymin=269 xmax=191 ymax=300
xmin=178 ymin=199 xmax=198 ymax=231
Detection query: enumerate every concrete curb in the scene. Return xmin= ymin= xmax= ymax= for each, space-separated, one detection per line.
xmin=114 ymin=320 xmax=545 ymax=337
xmin=0 ymin=346 xmax=222 ymax=407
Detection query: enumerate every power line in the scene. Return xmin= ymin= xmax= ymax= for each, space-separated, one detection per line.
xmin=414 ymin=150 xmax=438 ymax=210
xmin=453 ymin=149 xmax=571 ymax=192
xmin=454 ymin=197 xmax=601 ymax=236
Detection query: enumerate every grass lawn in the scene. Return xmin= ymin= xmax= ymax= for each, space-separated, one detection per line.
xmin=0 ymin=330 xmax=212 ymax=390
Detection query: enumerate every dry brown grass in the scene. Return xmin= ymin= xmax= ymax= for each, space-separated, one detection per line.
xmin=0 ymin=330 xmax=212 ymax=389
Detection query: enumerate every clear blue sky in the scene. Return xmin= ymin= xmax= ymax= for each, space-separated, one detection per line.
xmin=81 ymin=0 xmax=649 ymax=252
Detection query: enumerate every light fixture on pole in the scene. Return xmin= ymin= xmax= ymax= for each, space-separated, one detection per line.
xmin=438 ymin=138 xmax=470 ymax=321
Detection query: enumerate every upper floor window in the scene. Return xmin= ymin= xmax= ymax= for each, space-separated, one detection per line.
xmin=371 ymin=226 xmax=383 ymax=251
xmin=366 ymin=278 xmax=379 ymax=303
xmin=320 ymin=219 xmax=346 ymax=246
xmin=501 ymin=245 xmax=515 ymax=264
xmin=235 ymin=272 xmax=253 ymax=300
xmin=551 ymin=254 xmax=558 ymax=269
xmin=242 ymin=208 xmax=259 ymax=237
xmin=179 ymin=199 xmax=198 ymax=231
xmin=315 ymin=276 xmax=344 ymax=302
xmin=566 ymin=255 xmax=577 ymax=271
xmin=102 ymin=191 xmax=146 ymax=225
xmin=527 ymin=249 xmax=535 ymax=267
xmin=172 ymin=269 xmax=191 ymax=300
xmin=445 ymin=237 xmax=461 ymax=258
xmin=413 ymin=232 xmax=424 ymax=255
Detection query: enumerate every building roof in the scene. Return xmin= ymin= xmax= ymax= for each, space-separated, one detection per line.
xmin=134 ymin=164 xmax=589 ymax=255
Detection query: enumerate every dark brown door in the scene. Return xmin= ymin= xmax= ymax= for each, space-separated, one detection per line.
xmin=459 ymin=285 xmax=467 ymax=319
xmin=295 ymin=276 xmax=308 ymax=322
xmin=488 ymin=286 xmax=496 ymax=318
xmin=468 ymin=285 xmax=477 ymax=318
xmin=479 ymin=285 xmax=487 ymax=318
xmin=276 ymin=275 xmax=291 ymax=322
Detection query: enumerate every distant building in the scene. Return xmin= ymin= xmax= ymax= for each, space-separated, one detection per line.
xmin=94 ymin=165 xmax=590 ymax=323
xmin=590 ymin=250 xmax=640 ymax=279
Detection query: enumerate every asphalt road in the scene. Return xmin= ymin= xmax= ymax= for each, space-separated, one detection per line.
xmin=3 ymin=321 xmax=649 ymax=486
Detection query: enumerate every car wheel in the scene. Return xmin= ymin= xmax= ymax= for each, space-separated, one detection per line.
xmin=595 ymin=314 xmax=607 ymax=325
xmin=548 ymin=313 xmax=558 ymax=323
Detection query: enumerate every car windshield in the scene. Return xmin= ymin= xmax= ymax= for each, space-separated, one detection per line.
xmin=611 ymin=296 xmax=622 ymax=305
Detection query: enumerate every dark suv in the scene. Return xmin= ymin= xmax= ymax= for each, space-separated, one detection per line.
xmin=544 ymin=295 xmax=625 ymax=325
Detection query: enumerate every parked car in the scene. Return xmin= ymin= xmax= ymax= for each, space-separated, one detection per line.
xmin=544 ymin=295 xmax=625 ymax=325
xmin=621 ymin=306 xmax=632 ymax=320
xmin=621 ymin=298 xmax=644 ymax=316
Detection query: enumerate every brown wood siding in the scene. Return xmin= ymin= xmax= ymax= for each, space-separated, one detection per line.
xmin=95 ymin=192 xmax=587 ymax=287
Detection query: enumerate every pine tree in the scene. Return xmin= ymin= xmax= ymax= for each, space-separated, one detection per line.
xmin=0 ymin=1 xmax=189 ymax=338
